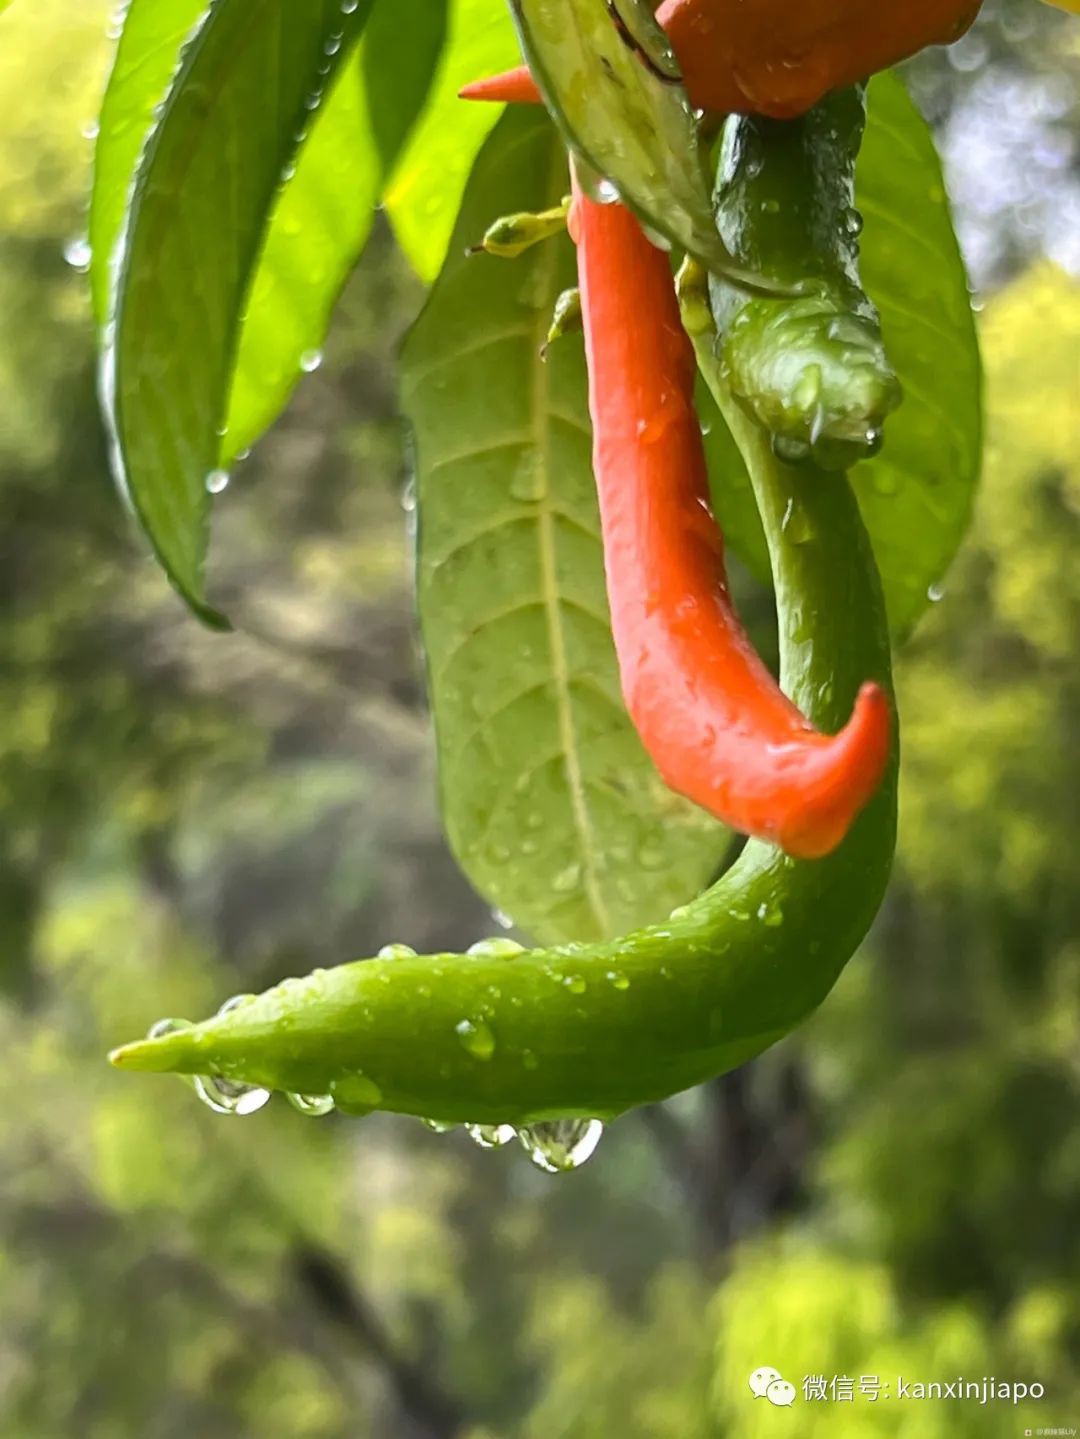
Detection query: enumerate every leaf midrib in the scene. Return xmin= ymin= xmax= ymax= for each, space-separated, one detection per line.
xmin=530 ymin=146 xmax=611 ymax=936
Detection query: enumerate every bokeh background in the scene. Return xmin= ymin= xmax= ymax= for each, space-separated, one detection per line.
xmin=1 ymin=1 xmax=1078 ymax=1435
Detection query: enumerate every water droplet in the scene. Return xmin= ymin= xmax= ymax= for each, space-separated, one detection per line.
xmin=636 ymin=837 xmax=666 ymax=870
xmin=299 ymin=348 xmax=323 ymax=373
xmin=780 ymin=497 xmax=813 ymax=545
xmin=331 ymin=1074 xmax=383 ymax=1111
xmin=562 ymin=974 xmax=587 ymax=995
xmin=147 ymin=1016 xmax=191 ymax=1040
xmin=606 ymin=970 xmax=630 ymax=991
xmin=205 ymin=468 xmax=230 ymax=495
xmin=552 ymin=862 xmax=581 ymax=894
xmin=756 ymin=901 xmax=784 ymax=928
xmin=467 ymin=938 xmax=526 ymax=958
xmin=518 ymin=1118 xmax=604 ymax=1173
xmin=422 ymin=1118 xmax=457 ymax=1133
xmin=81 ymin=119 xmax=100 ymax=141
xmin=927 ymin=581 xmax=945 ymax=603
xmin=217 ymin=993 xmax=257 ymax=1016
xmin=491 ymin=907 xmax=515 ymax=930
xmin=466 ymin=1123 xmax=516 ymax=1149
xmin=287 ymin=1092 xmax=335 ymax=1117
xmin=455 ymin=1018 xmax=496 ymax=1061
xmin=193 ymin=1073 xmax=272 ymax=1116
xmin=842 ymin=206 xmax=864 ymax=238
xmin=377 ymin=943 xmax=418 ymax=960
xmin=509 ymin=451 xmax=545 ymax=502
xmin=63 ymin=236 xmax=92 ymax=272
xmin=341 ymin=0 xmax=359 ymax=12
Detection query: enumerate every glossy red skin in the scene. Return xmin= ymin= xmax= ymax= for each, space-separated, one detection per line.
xmin=461 ymin=0 xmax=981 ymax=118
xmin=570 ymin=181 xmax=890 ymax=859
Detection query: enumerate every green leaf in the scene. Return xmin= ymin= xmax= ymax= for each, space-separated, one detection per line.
xmin=94 ymin=0 xmax=445 ymax=473
xmin=506 ymin=0 xmax=773 ymax=289
xmin=401 ymin=108 xmax=730 ymax=946
xmin=102 ymin=0 xmax=374 ymax=625
xmin=384 ymin=0 xmax=523 ymax=282
xmin=703 ymin=72 xmax=982 ymax=640
xmin=852 ymin=71 xmax=982 ymax=638
xmin=89 ymin=0 xmax=207 ymax=327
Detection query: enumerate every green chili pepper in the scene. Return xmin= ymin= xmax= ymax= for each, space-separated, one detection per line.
xmin=711 ymin=84 xmax=902 ymax=471
xmin=108 ymin=270 xmax=898 ymax=1126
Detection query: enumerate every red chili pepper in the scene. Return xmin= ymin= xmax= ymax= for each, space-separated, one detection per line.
xmin=461 ymin=0 xmax=980 ymax=119
xmin=568 ymin=177 xmax=890 ymax=859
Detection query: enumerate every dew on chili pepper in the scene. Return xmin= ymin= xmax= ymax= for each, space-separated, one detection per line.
xmin=466 ymin=938 xmax=526 ymax=958
xmin=194 ymin=1072 xmax=272 ymax=1116
xmin=421 ymin=1118 xmax=457 ymax=1133
xmin=377 ymin=943 xmax=418 ymax=960
xmin=287 ymin=1092 xmax=335 ymax=1117
xmin=465 ymin=1123 xmax=517 ymax=1149
xmin=455 ymin=1018 xmax=496 ymax=1061
xmin=518 ymin=1119 xmax=604 ymax=1173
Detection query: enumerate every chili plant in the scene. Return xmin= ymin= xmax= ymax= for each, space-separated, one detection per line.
xmin=83 ymin=0 xmax=1004 ymax=1172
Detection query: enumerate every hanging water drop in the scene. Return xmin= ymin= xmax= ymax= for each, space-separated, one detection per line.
xmin=465 ymin=1123 xmax=517 ymax=1149
xmin=193 ymin=1073 xmax=272 ymax=1116
xmin=455 ymin=1018 xmax=496 ymax=1061
xmin=299 ymin=348 xmax=323 ymax=373
xmin=491 ymin=907 xmax=515 ymax=930
xmin=518 ymin=1118 xmax=604 ymax=1173
xmin=422 ymin=1118 xmax=458 ymax=1133
xmin=341 ymin=0 xmax=359 ymax=11
xmin=287 ymin=1092 xmax=335 ymax=1117
xmin=927 ymin=581 xmax=945 ymax=603
xmin=206 ymin=468 xmax=230 ymax=495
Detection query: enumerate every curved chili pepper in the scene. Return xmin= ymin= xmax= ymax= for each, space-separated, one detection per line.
xmin=461 ymin=0 xmax=981 ymax=119
xmin=570 ymin=175 xmax=889 ymax=859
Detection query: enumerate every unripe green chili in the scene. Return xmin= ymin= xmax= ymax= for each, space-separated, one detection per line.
xmin=109 ymin=281 xmax=897 ymax=1126
xmin=709 ymin=84 xmax=901 ymax=471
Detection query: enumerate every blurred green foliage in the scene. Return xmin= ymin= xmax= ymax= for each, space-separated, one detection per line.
xmin=0 ymin=1 xmax=1077 ymax=1435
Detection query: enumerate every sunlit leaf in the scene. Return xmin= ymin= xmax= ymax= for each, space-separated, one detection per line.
xmin=102 ymin=0 xmax=374 ymax=625
xmin=402 ymin=108 xmax=730 ymax=946
xmin=93 ymin=0 xmax=445 ymax=471
xmin=385 ymin=0 xmax=520 ymax=282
